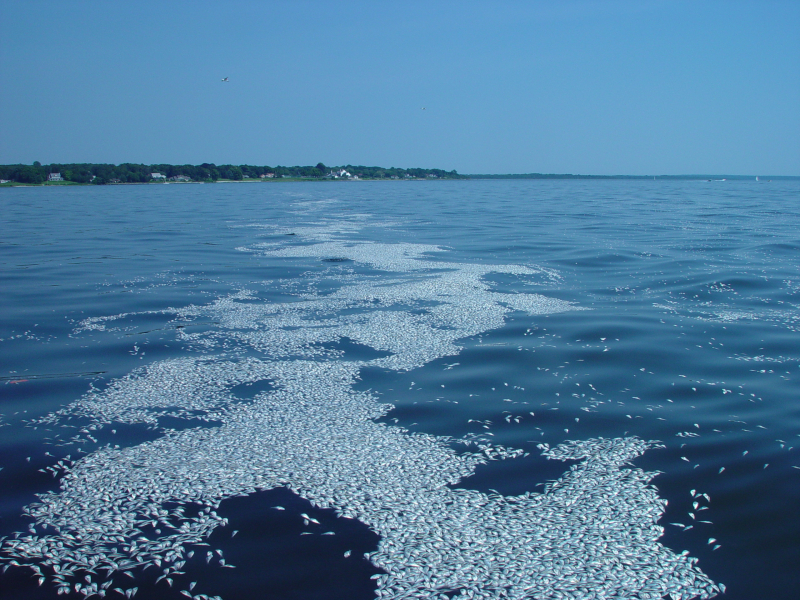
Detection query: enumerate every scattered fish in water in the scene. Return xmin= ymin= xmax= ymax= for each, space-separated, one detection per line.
xmin=0 ymin=229 xmax=721 ymax=600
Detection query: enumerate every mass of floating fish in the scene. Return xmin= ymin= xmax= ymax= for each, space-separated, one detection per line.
xmin=1 ymin=224 xmax=721 ymax=599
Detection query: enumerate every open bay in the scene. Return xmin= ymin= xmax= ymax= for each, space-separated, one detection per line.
xmin=1 ymin=180 xmax=798 ymax=599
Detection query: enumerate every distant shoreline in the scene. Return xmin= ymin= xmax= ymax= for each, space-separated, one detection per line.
xmin=0 ymin=163 xmax=465 ymax=186
xmin=3 ymin=175 xmax=798 ymax=188
xmin=465 ymin=173 xmax=799 ymax=181
xmin=1 ymin=178 xmax=460 ymax=187
xmin=2 ymin=162 xmax=798 ymax=188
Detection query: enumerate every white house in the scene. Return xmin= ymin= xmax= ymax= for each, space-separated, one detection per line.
xmin=151 ymin=173 xmax=166 ymax=180
xmin=48 ymin=173 xmax=64 ymax=181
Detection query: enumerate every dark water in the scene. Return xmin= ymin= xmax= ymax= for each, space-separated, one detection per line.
xmin=0 ymin=180 xmax=798 ymax=600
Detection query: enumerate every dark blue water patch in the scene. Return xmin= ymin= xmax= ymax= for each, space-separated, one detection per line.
xmin=0 ymin=439 xmax=70 ymax=544
xmin=0 ymin=567 xmax=62 ymax=600
xmin=157 ymin=415 xmax=223 ymax=431
xmin=668 ymin=279 xmax=779 ymax=307
xmin=0 ymin=376 xmax=98 ymax=421
xmin=173 ymin=320 xmax=220 ymax=334
xmin=352 ymin=366 xmax=410 ymax=396
xmin=453 ymin=451 xmax=579 ymax=498
xmin=229 ymin=379 xmax=276 ymax=400
xmin=712 ymin=275 xmax=779 ymax=293
xmin=174 ymin=487 xmax=384 ymax=600
xmin=118 ymin=341 xmax=182 ymax=367
xmin=0 ymin=371 xmax=105 ymax=385
xmin=0 ymin=322 xmax=112 ymax=375
xmin=306 ymin=277 xmax=347 ymax=297
xmin=480 ymin=271 xmax=558 ymax=292
xmin=101 ymin=276 xmax=242 ymax=304
xmin=557 ymin=250 xmax=648 ymax=271
xmin=750 ymin=241 xmax=800 ymax=257
xmin=246 ymin=288 xmax=327 ymax=306
xmin=638 ymin=448 xmax=800 ymax=600
xmin=224 ymin=297 xmax=263 ymax=305
xmin=372 ymin=402 xmax=452 ymax=436
xmin=89 ymin=311 xmax=178 ymax=334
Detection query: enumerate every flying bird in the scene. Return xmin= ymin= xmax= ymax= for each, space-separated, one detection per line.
xmin=221 ymin=77 xmax=229 ymax=82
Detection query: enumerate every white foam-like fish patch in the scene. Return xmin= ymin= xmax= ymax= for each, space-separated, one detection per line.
xmin=2 ymin=225 xmax=719 ymax=599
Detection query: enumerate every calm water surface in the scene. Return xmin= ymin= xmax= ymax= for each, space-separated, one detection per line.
xmin=1 ymin=180 xmax=798 ymax=600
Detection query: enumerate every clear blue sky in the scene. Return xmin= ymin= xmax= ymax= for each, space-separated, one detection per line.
xmin=1 ymin=0 xmax=798 ymax=175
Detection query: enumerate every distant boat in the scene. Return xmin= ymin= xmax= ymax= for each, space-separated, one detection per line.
xmin=756 ymin=176 xmax=760 ymax=182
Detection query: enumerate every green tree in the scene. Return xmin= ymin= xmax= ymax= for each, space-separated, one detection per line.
xmin=220 ymin=165 xmax=243 ymax=180
xmin=17 ymin=166 xmax=44 ymax=184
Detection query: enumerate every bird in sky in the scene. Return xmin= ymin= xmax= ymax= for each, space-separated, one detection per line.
xmin=221 ymin=77 xmax=229 ymax=82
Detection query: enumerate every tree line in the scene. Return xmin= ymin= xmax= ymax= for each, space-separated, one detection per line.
xmin=0 ymin=162 xmax=466 ymax=184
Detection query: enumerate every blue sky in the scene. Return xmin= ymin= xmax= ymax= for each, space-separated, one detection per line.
xmin=1 ymin=0 xmax=798 ymax=174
